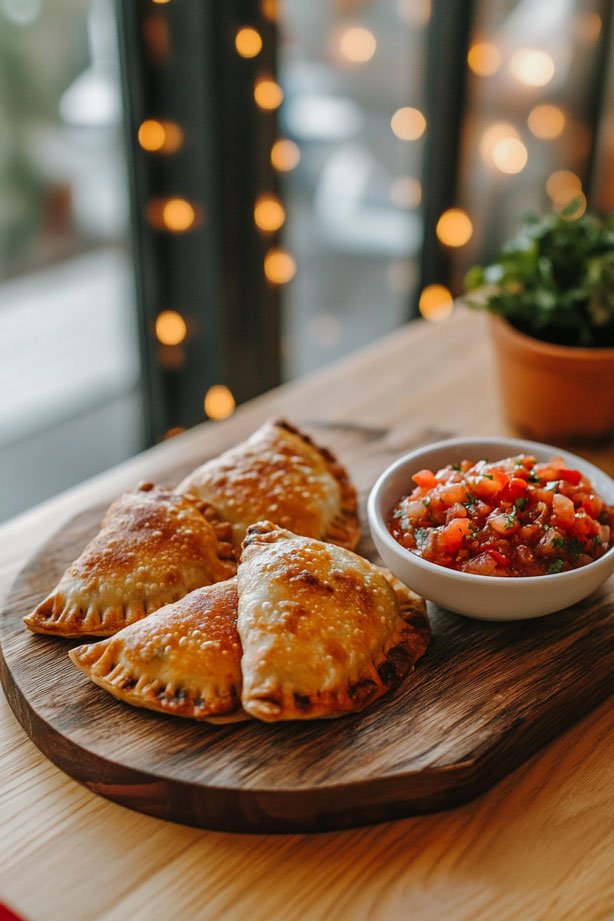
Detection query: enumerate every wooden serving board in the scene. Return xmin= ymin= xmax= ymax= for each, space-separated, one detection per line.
xmin=1 ymin=423 xmax=612 ymax=834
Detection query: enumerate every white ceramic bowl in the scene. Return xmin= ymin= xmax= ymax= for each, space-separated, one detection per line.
xmin=367 ymin=437 xmax=614 ymax=621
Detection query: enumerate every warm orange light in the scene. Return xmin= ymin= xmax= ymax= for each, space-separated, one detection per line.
xmin=260 ymin=0 xmax=277 ymax=22
xmin=162 ymin=426 xmax=187 ymax=440
xmin=339 ymin=27 xmax=377 ymax=63
xmin=138 ymin=119 xmax=183 ymax=153
xmin=397 ymin=0 xmax=431 ymax=26
xmin=558 ymin=191 xmax=587 ymax=220
xmin=436 ymin=209 xmax=473 ymax=247
xmin=264 ymin=248 xmax=296 ymax=284
xmin=480 ymin=123 xmax=518 ymax=165
xmin=527 ymin=104 xmax=566 ymax=140
xmin=162 ymin=198 xmax=196 ymax=231
xmin=235 ymin=27 xmax=262 ymax=59
xmin=254 ymin=78 xmax=284 ymax=110
xmin=509 ymin=49 xmax=555 ymax=87
xmin=546 ymin=170 xmax=582 ymax=204
xmin=390 ymin=176 xmax=422 ymax=209
xmin=391 ymin=106 xmax=426 ymax=141
xmin=492 ymin=137 xmax=528 ymax=174
xmin=151 ymin=0 xmax=171 ymax=4
xmin=418 ymin=284 xmax=454 ymax=322
xmin=576 ymin=11 xmax=601 ymax=43
xmin=204 ymin=385 xmax=236 ymax=420
xmin=155 ymin=310 xmax=187 ymax=346
xmin=254 ymin=194 xmax=285 ymax=232
xmin=467 ymin=42 xmax=501 ymax=77
xmin=146 ymin=198 xmax=200 ymax=232
xmin=142 ymin=13 xmax=170 ymax=62
xmin=271 ymin=139 xmax=301 ymax=171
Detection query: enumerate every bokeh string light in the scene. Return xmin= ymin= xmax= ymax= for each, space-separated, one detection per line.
xmin=271 ymin=139 xmax=301 ymax=171
xmin=527 ymin=105 xmax=566 ymax=140
xmin=338 ymin=27 xmax=377 ymax=64
xmin=467 ymin=42 xmax=501 ymax=77
xmin=146 ymin=197 xmax=200 ymax=232
xmin=264 ymin=249 xmax=296 ymax=284
xmin=509 ymin=49 xmax=555 ymax=87
xmin=155 ymin=311 xmax=187 ymax=346
xmin=138 ymin=119 xmax=183 ymax=154
xmin=204 ymin=385 xmax=236 ymax=420
xmin=418 ymin=285 xmax=454 ymax=322
xmin=235 ymin=27 xmax=262 ymax=59
xmin=391 ymin=106 xmax=426 ymax=140
xmin=254 ymin=77 xmax=284 ymax=110
xmin=254 ymin=194 xmax=286 ymax=232
xmin=436 ymin=209 xmax=473 ymax=247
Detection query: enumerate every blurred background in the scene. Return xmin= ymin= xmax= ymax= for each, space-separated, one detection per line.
xmin=1 ymin=0 xmax=612 ymax=522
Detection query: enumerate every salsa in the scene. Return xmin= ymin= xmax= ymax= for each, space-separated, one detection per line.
xmin=388 ymin=454 xmax=613 ymax=577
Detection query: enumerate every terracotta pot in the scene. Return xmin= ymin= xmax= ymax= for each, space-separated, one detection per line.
xmin=489 ymin=315 xmax=614 ymax=442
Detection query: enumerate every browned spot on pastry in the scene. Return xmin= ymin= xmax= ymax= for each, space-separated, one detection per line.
xmin=287 ymin=568 xmax=334 ymax=595
xmin=281 ymin=604 xmax=310 ymax=633
xmin=376 ymin=659 xmax=398 ymax=686
xmin=293 ymin=693 xmax=311 ymax=712
xmin=325 ymin=638 xmax=348 ymax=665
xmin=348 ymin=679 xmax=378 ymax=704
xmin=119 ymin=676 xmax=138 ymax=690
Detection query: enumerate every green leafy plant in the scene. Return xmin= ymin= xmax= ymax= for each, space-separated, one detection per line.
xmin=464 ymin=203 xmax=614 ymax=348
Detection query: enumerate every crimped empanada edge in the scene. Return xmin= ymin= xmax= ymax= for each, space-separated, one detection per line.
xmin=69 ymin=641 xmax=247 ymax=724
xmin=273 ymin=419 xmax=361 ymax=551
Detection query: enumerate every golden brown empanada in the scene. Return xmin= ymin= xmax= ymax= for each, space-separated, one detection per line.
xmin=69 ymin=579 xmax=246 ymax=723
xmin=178 ymin=419 xmax=360 ymax=551
xmin=237 ymin=521 xmax=429 ymax=722
xmin=24 ymin=483 xmax=236 ymax=638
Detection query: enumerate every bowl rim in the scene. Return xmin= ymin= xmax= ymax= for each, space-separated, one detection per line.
xmin=367 ymin=435 xmax=614 ymax=586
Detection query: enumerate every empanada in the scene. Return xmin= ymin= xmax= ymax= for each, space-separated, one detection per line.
xmin=178 ymin=419 xmax=360 ymax=551
xmin=24 ymin=483 xmax=236 ymax=637
xmin=69 ymin=579 xmax=245 ymax=723
xmin=237 ymin=521 xmax=429 ymax=722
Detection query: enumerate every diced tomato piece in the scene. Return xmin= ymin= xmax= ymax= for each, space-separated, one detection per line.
xmin=551 ymin=492 xmax=575 ymax=530
xmin=572 ymin=509 xmax=599 ymax=539
xmin=531 ymin=488 xmax=554 ymax=508
xmin=581 ymin=494 xmax=603 ymax=518
xmin=445 ymin=503 xmax=468 ymax=522
xmin=439 ymin=517 xmax=473 ymax=551
xmin=556 ymin=468 xmax=582 ymax=485
xmin=519 ymin=524 xmax=543 ymax=543
xmin=500 ymin=477 xmax=529 ymax=502
xmin=438 ymin=483 xmax=468 ymax=507
xmin=461 ymin=552 xmax=498 ymax=575
xmin=489 ymin=513 xmax=519 ymax=535
xmin=402 ymin=499 xmax=428 ymax=521
xmin=412 ymin=468 xmax=438 ymax=489
xmin=485 ymin=549 xmax=510 ymax=567
xmin=533 ymin=464 xmax=559 ymax=482
xmin=472 ymin=476 xmax=505 ymax=501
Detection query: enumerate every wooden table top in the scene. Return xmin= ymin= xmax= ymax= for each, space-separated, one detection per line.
xmin=1 ymin=309 xmax=612 ymax=921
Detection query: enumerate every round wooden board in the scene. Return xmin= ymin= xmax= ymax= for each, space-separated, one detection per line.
xmin=1 ymin=425 xmax=612 ymax=833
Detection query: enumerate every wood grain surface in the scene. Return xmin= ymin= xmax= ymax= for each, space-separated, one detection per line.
xmin=1 ymin=310 xmax=613 ymax=920
xmin=1 ymin=421 xmax=612 ymax=833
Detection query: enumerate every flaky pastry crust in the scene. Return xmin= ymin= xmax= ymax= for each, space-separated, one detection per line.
xmin=237 ymin=521 xmax=429 ymax=722
xmin=69 ymin=579 xmax=246 ymax=723
xmin=178 ymin=419 xmax=360 ymax=552
xmin=24 ymin=483 xmax=236 ymax=637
